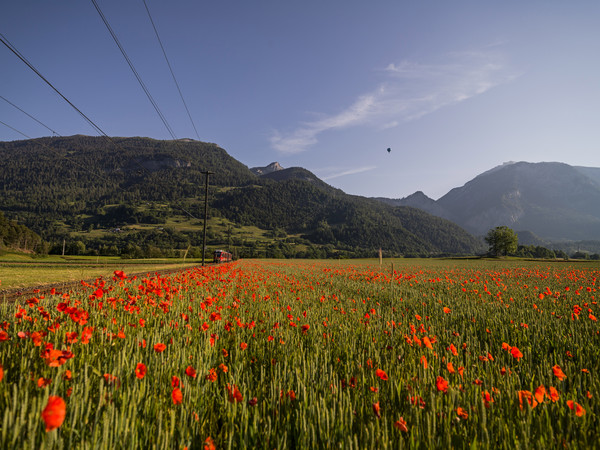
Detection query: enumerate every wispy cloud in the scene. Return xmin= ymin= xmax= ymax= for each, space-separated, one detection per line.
xmin=270 ymin=49 xmax=517 ymax=154
xmin=320 ymin=165 xmax=377 ymax=181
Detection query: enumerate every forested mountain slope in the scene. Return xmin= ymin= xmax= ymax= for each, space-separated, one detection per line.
xmin=1 ymin=135 xmax=483 ymax=257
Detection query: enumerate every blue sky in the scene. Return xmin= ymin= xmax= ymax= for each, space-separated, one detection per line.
xmin=2 ymin=1 xmax=600 ymax=199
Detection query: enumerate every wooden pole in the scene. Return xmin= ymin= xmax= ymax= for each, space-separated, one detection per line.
xmin=201 ymin=171 xmax=215 ymax=266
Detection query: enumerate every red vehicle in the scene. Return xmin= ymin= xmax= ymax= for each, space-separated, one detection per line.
xmin=213 ymin=250 xmax=232 ymax=263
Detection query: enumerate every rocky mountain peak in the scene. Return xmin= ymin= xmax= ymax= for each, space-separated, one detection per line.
xmin=250 ymin=161 xmax=284 ymax=176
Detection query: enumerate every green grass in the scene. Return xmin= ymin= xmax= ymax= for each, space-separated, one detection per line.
xmin=0 ymin=254 xmax=201 ymax=291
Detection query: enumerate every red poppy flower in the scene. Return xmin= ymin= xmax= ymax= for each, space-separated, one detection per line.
xmin=205 ymin=369 xmax=217 ymax=382
xmin=510 ymin=346 xmax=523 ymax=359
xmin=394 ymin=417 xmax=408 ymax=431
xmin=226 ymin=384 xmax=243 ymax=403
xmin=425 ymin=336 xmax=436 ymax=349
xmin=567 ymin=400 xmax=586 ymax=416
xmin=135 ymin=363 xmax=147 ymax=379
xmin=372 ymin=402 xmax=381 ymax=418
xmin=436 ymin=376 xmax=449 ymax=393
xmin=154 ymin=343 xmax=166 ymax=353
xmin=518 ymin=390 xmax=538 ymax=410
xmin=80 ymin=327 xmax=93 ymax=345
xmin=447 ymin=344 xmax=458 ymax=356
xmin=37 ymin=377 xmax=52 ymax=388
xmin=114 ymin=270 xmax=127 ymax=280
xmin=548 ymin=386 xmax=560 ymax=402
xmin=172 ymin=387 xmax=183 ymax=404
xmin=552 ymin=365 xmax=567 ymax=380
xmin=185 ymin=365 xmax=197 ymax=378
xmin=534 ymin=386 xmax=546 ymax=404
xmin=447 ymin=362 xmax=455 ymax=374
xmin=41 ymin=348 xmax=70 ymax=367
xmin=456 ymin=407 xmax=468 ymax=419
xmin=375 ymin=369 xmax=388 ymax=380
xmin=204 ymin=437 xmax=216 ymax=450
xmin=482 ymin=390 xmax=494 ymax=408
xmin=41 ymin=396 xmax=66 ymax=431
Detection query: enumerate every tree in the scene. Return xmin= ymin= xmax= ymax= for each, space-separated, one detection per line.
xmin=485 ymin=226 xmax=518 ymax=256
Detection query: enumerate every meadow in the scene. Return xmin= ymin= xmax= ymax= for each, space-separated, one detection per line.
xmin=0 ymin=254 xmax=200 ymax=292
xmin=0 ymin=258 xmax=598 ymax=449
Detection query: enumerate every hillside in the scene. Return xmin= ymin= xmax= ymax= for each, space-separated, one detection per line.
xmin=261 ymin=166 xmax=341 ymax=193
xmin=0 ymin=135 xmax=254 ymax=219
xmin=0 ymin=210 xmax=45 ymax=254
xmin=214 ymin=180 xmax=482 ymax=256
xmin=0 ymin=135 xmax=483 ymax=258
xmin=387 ymin=161 xmax=600 ymax=242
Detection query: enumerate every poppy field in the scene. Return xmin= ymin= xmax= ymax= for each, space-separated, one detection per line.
xmin=0 ymin=259 xmax=598 ymax=448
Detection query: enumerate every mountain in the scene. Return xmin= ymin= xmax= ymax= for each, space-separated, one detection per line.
xmin=214 ymin=182 xmax=483 ymax=256
xmin=260 ymin=166 xmax=339 ymax=193
xmin=387 ymin=161 xmax=600 ymax=241
xmin=250 ymin=161 xmax=284 ymax=176
xmin=376 ymin=191 xmax=450 ymax=218
xmin=575 ymin=166 xmax=600 ymax=187
xmin=0 ymin=135 xmax=483 ymax=257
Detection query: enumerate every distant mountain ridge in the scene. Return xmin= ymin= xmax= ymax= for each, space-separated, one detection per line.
xmin=383 ymin=161 xmax=600 ymax=241
xmin=0 ymin=135 xmax=483 ymax=257
xmin=258 ymin=165 xmax=340 ymax=193
xmin=575 ymin=166 xmax=600 ymax=187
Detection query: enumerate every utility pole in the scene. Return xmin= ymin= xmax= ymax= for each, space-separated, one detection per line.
xmin=201 ymin=171 xmax=215 ymax=266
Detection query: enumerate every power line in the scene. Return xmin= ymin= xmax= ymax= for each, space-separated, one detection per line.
xmin=0 ymin=119 xmax=31 ymax=139
xmin=90 ymin=0 xmax=177 ymax=140
xmin=0 ymin=33 xmax=111 ymax=139
xmin=1 ymin=31 xmax=170 ymax=183
xmin=0 ymin=29 xmax=202 ymax=223
xmin=142 ymin=0 xmax=201 ymax=140
xmin=1 ymin=95 xmax=60 ymax=136
xmin=0 ymin=79 xmax=199 ymax=221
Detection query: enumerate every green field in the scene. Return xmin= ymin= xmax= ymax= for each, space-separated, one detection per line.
xmin=0 ymin=254 xmax=201 ymax=293
xmin=0 ymin=258 xmax=598 ymax=448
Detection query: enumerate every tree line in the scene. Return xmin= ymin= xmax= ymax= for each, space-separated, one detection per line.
xmin=485 ymin=226 xmax=599 ymax=260
xmin=0 ymin=210 xmax=47 ymax=254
